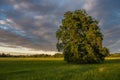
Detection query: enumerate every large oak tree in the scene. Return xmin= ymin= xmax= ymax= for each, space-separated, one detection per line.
xmin=56 ymin=9 xmax=109 ymax=64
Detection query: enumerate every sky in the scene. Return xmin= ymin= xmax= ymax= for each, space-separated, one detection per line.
xmin=0 ymin=0 xmax=120 ymax=54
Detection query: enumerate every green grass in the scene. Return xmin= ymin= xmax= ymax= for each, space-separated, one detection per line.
xmin=0 ymin=58 xmax=120 ymax=80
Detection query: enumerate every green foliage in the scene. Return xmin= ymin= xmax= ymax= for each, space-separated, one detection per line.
xmin=0 ymin=58 xmax=120 ymax=80
xmin=56 ymin=9 xmax=109 ymax=64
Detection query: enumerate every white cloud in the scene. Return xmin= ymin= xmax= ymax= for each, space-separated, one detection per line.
xmin=0 ymin=46 xmax=59 ymax=55
xmin=34 ymin=15 xmax=44 ymax=20
xmin=83 ymin=0 xmax=96 ymax=11
xmin=0 ymin=18 xmax=13 ymax=25
xmin=13 ymin=4 xmax=19 ymax=10
xmin=13 ymin=2 xmax=29 ymax=10
xmin=0 ymin=20 xmax=6 ymax=24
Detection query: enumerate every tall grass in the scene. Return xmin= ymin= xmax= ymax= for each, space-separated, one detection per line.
xmin=0 ymin=58 xmax=120 ymax=80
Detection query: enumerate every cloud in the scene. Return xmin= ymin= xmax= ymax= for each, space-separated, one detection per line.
xmin=1 ymin=0 xmax=54 ymax=52
xmin=0 ymin=0 xmax=120 ymax=53
xmin=83 ymin=0 xmax=97 ymax=11
xmin=82 ymin=0 xmax=120 ymax=53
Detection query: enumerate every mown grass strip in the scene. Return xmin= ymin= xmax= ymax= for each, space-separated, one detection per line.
xmin=105 ymin=57 xmax=120 ymax=60
xmin=0 ymin=57 xmax=64 ymax=61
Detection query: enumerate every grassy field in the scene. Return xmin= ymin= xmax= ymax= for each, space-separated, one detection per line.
xmin=0 ymin=57 xmax=120 ymax=80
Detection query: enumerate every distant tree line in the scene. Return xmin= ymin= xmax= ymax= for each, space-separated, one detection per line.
xmin=107 ymin=53 xmax=120 ymax=57
xmin=0 ymin=53 xmax=63 ymax=58
xmin=0 ymin=53 xmax=119 ymax=58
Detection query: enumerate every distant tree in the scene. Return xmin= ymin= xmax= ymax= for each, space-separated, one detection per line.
xmin=0 ymin=53 xmax=11 ymax=57
xmin=54 ymin=53 xmax=63 ymax=58
xmin=56 ymin=9 xmax=109 ymax=64
xmin=108 ymin=53 xmax=120 ymax=57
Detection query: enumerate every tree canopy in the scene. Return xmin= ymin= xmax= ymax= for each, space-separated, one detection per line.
xmin=56 ymin=9 xmax=109 ymax=64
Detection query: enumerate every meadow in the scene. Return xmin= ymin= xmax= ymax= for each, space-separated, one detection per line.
xmin=0 ymin=57 xmax=120 ymax=80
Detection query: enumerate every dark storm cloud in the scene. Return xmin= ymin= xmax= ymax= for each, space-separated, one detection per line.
xmin=0 ymin=0 xmax=120 ymax=52
xmin=0 ymin=0 xmax=62 ymax=50
xmin=0 ymin=0 xmax=85 ymax=51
